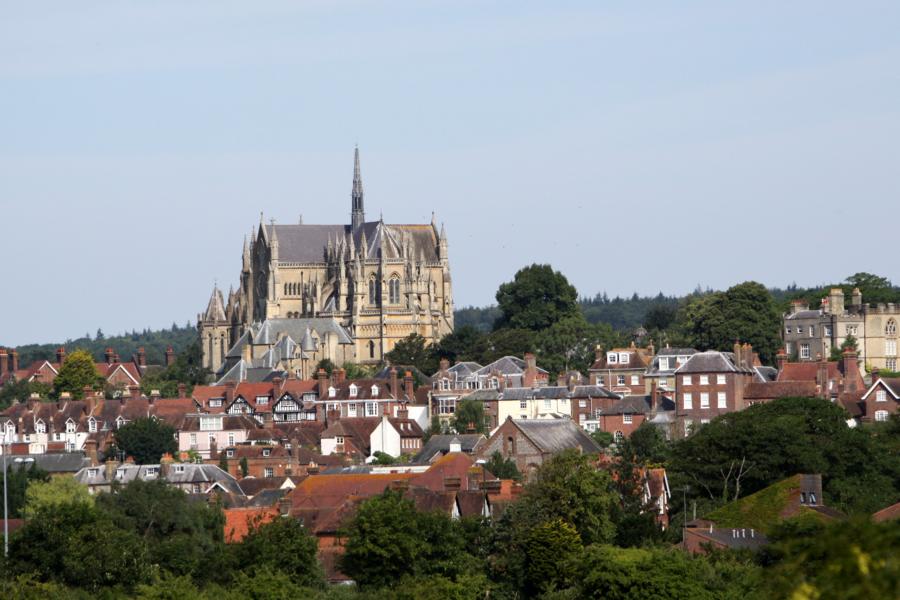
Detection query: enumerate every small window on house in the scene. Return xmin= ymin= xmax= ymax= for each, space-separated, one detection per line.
xmin=366 ymin=402 xmax=377 ymax=417
xmin=717 ymin=392 xmax=727 ymax=408
xmin=607 ymin=352 xmax=618 ymax=364
xmin=630 ymin=375 xmax=639 ymax=385
xmin=875 ymin=410 xmax=889 ymax=422
xmin=328 ymin=387 xmax=336 ymax=398
xmin=617 ymin=375 xmax=626 ymax=386
xmin=579 ymin=399 xmax=587 ymax=408
xmin=683 ymin=393 xmax=693 ymax=410
xmin=348 ymin=403 xmax=358 ymax=417
xmin=809 ymin=326 xmax=815 ymax=337
xmin=66 ymin=421 xmax=76 ymax=433
xmin=700 ymin=393 xmax=710 ymax=408
xmin=226 ymin=449 xmax=234 ymax=458
xmin=619 ymin=353 xmax=629 ymax=364
xmin=824 ymin=326 xmax=832 ymax=337
xmin=335 ymin=435 xmax=345 ymax=445
xmin=699 ymin=375 xmax=709 ymax=385
xmin=209 ymin=398 xmax=222 ymax=407
xmin=389 ymin=277 xmax=401 ymax=304
xmin=174 ymin=465 xmax=185 ymax=473
xmin=35 ymin=421 xmax=46 ymax=434
xmin=886 ymin=319 xmax=897 ymax=336
xmin=256 ymin=396 xmax=269 ymax=405
xmin=262 ymin=448 xmax=271 ymax=457
xmin=264 ymin=467 xmax=274 ymax=478
xmin=371 ymin=385 xmax=379 ymax=396
xmin=88 ymin=468 xmax=99 ymax=478
xmin=543 ymin=399 xmax=551 ymax=410
xmin=785 ymin=327 xmax=792 ymax=335
xmin=800 ymin=343 xmax=810 ymax=360
xmin=800 ymin=492 xmax=807 ymax=504
xmin=683 ymin=375 xmax=692 ymax=386
xmin=88 ymin=418 xmax=97 ymax=433
xmin=519 ymin=399 xmax=527 ymax=410
xmin=717 ymin=374 xmax=726 ymax=385
xmin=614 ymin=431 xmax=624 ymax=444
xmin=876 ymin=390 xmax=887 ymax=402
xmin=597 ymin=376 xmax=604 ymax=386
xmin=886 ymin=340 xmax=897 ymax=357
xmin=809 ymin=493 xmax=817 ymax=504
xmin=349 ymin=384 xmax=358 ymax=398
xmin=623 ymin=414 xmax=633 ymax=424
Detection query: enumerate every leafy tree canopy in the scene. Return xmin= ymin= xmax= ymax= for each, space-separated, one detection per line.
xmin=484 ymin=451 xmax=521 ymax=481
xmin=113 ymin=417 xmax=178 ymax=464
xmin=450 ymin=398 xmax=487 ymax=434
xmin=53 ymin=349 xmax=104 ymax=398
xmin=494 ymin=264 xmax=580 ymax=331
xmin=384 ymin=333 xmax=439 ymax=375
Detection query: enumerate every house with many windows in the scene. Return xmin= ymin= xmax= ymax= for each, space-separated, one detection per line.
xmin=588 ymin=343 xmax=654 ymax=395
xmin=860 ymin=375 xmax=900 ymax=423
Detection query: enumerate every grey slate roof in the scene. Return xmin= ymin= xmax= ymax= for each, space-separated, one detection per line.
xmin=252 ymin=318 xmax=352 ymax=346
xmin=675 ymin=351 xmax=751 ymax=374
xmin=74 ymin=463 xmax=243 ymax=495
xmin=476 ymin=356 xmax=548 ymax=377
xmin=448 ymin=362 xmax=482 ymax=378
xmin=754 ymin=366 xmax=778 ymax=382
xmin=784 ymin=310 xmax=824 ymax=320
xmin=512 ymin=418 xmax=602 ymax=454
xmin=267 ymin=221 xmax=439 ymax=264
xmin=645 ymin=348 xmax=698 ymax=376
xmin=9 ymin=453 xmax=90 ymax=474
xmin=412 ymin=434 xmax=486 ymax=464
xmin=598 ymin=395 xmax=652 ymax=415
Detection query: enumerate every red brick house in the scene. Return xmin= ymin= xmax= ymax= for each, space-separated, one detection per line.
xmin=675 ymin=345 xmax=757 ymax=436
xmin=589 ymin=343 xmax=654 ymax=395
xmin=860 ymin=375 xmax=900 ymax=423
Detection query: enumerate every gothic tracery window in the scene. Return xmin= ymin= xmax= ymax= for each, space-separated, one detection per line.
xmin=886 ymin=319 xmax=897 ymax=337
xmin=368 ymin=278 xmax=377 ymax=305
xmin=389 ymin=277 xmax=400 ymax=304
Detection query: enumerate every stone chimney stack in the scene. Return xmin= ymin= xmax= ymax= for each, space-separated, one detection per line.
xmin=149 ymin=389 xmax=161 ymax=404
xmin=0 ymin=348 xmax=7 ymax=378
xmin=842 ymin=348 xmax=859 ymax=390
xmin=263 ymin=411 xmax=274 ymax=429
xmin=650 ymin=384 xmax=659 ymax=414
xmin=10 ymin=349 xmax=18 ymax=373
xmin=851 ymin=287 xmax=863 ymax=307
xmin=209 ymin=438 xmax=218 ymax=460
xmin=105 ymin=347 xmax=115 ymax=365
xmin=816 ymin=355 xmax=828 ymax=397
xmin=871 ymin=367 xmax=880 ymax=385
xmin=56 ymin=346 xmax=66 ymax=365
xmin=136 ymin=347 xmax=146 ymax=367
xmin=165 ymin=346 xmax=175 ymax=367
xmin=105 ymin=458 xmax=119 ymax=482
xmin=177 ymin=383 xmax=186 ymax=399
xmin=557 ymin=372 xmax=566 ymax=387
xmin=828 ymin=288 xmax=845 ymax=315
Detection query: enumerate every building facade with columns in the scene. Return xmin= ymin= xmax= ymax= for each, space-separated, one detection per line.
xmin=199 ymin=148 xmax=454 ymax=377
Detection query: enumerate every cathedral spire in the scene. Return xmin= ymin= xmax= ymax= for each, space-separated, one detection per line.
xmin=351 ymin=146 xmax=365 ymax=231
xmin=242 ymin=235 xmax=251 ymax=272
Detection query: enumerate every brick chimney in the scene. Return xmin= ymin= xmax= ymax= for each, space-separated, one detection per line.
xmin=443 ymin=476 xmax=462 ymax=492
xmin=56 ymin=346 xmax=66 ymax=365
xmin=83 ymin=386 xmax=96 ymax=412
xmin=209 ymin=438 xmax=218 ymax=460
xmin=129 ymin=385 xmax=141 ymax=401
xmin=335 ymin=368 xmax=346 ymax=385
xmin=84 ymin=438 xmax=99 ymax=466
xmin=816 ymin=355 xmax=828 ymax=398
xmin=10 ymin=349 xmax=18 ymax=373
xmin=290 ymin=436 xmax=300 ymax=458
xmin=149 ymin=389 xmax=161 ymax=404
xmin=278 ymin=496 xmax=293 ymax=516
xmin=557 ymin=372 xmax=567 ymax=387
xmin=397 ymin=402 xmax=409 ymax=420
xmin=776 ymin=348 xmax=788 ymax=373
xmin=594 ymin=345 xmax=603 ymax=362
xmin=650 ymin=385 xmax=659 ymax=414
xmin=165 ymin=346 xmax=175 ymax=367
xmin=272 ymin=376 xmax=284 ymax=397
xmin=105 ymin=458 xmax=119 ymax=482
xmin=177 ymin=383 xmax=186 ymax=399
xmin=842 ymin=348 xmax=859 ymax=390
xmin=732 ymin=341 xmax=742 ymax=365
xmin=871 ymin=367 xmax=880 ymax=385
xmin=523 ymin=353 xmax=537 ymax=388
xmin=481 ymin=479 xmax=502 ymax=496
xmin=390 ymin=367 xmax=399 ymax=397
xmin=224 ymin=381 xmax=236 ymax=406
xmin=105 ymin=347 xmax=115 ymax=365
xmin=136 ymin=347 xmax=146 ymax=367
xmin=0 ymin=348 xmax=7 ymax=377
xmin=263 ymin=411 xmax=274 ymax=429
xmin=317 ymin=368 xmax=329 ymax=398
xmin=403 ymin=371 xmax=414 ymax=401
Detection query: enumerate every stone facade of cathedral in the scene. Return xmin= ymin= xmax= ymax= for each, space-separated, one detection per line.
xmin=198 ymin=149 xmax=454 ymax=379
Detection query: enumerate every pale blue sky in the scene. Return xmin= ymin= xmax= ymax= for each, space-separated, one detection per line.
xmin=2 ymin=1 xmax=899 ymax=345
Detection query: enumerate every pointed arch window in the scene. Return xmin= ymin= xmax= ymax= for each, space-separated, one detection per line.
xmin=389 ymin=277 xmax=401 ymax=304
xmin=368 ymin=278 xmax=377 ymax=305
xmin=368 ymin=340 xmax=375 ymax=359
xmin=886 ymin=319 xmax=897 ymax=337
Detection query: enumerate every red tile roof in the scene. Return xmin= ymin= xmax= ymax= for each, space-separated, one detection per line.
xmin=873 ymin=501 xmax=900 ymax=523
xmin=223 ymin=507 xmax=279 ymax=542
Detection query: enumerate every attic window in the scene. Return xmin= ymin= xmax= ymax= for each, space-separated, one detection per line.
xmin=87 ymin=468 xmax=99 ymax=478
xmin=88 ymin=418 xmax=97 ymax=433
xmin=371 ymin=384 xmax=379 ymax=396
xmin=226 ymin=449 xmax=235 ymax=458
xmin=174 ymin=465 xmax=185 ymax=473
xmin=35 ymin=421 xmax=46 ymax=434
xmin=618 ymin=352 xmax=629 ymax=364
xmin=256 ymin=396 xmax=269 ymax=405
xmin=607 ymin=353 xmax=618 ymax=364
xmin=335 ymin=436 xmax=344 ymax=445
xmin=262 ymin=448 xmax=271 ymax=457
xmin=349 ymin=384 xmax=358 ymax=398
xmin=66 ymin=420 xmax=76 ymax=433
xmin=328 ymin=387 xmax=336 ymax=398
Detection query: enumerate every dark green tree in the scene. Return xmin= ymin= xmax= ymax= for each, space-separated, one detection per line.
xmin=113 ymin=417 xmax=177 ymax=464
xmin=315 ymin=358 xmax=336 ymax=376
xmin=371 ymin=451 xmax=396 ymax=465
xmin=239 ymin=456 xmax=249 ymax=478
xmin=494 ymin=264 xmax=580 ymax=331
xmin=535 ymin=315 xmax=622 ymax=375
xmin=829 ymin=335 xmax=858 ymax=361
xmin=484 ymin=451 xmax=521 ymax=481
xmin=673 ymin=281 xmax=782 ymax=363
xmin=52 ymin=349 xmax=104 ymax=399
xmin=472 ymin=328 xmax=536 ymax=364
xmin=450 ymin=398 xmax=487 ymax=434
xmin=234 ymin=518 xmax=323 ymax=587
xmin=218 ymin=453 xmax=230 ymax=473
xmin=591 ymin=430 xmax=614 ymax=448
xmin=523 ymin=519 xmax=583 ymax=595
xmin=3 ymin=461 xmax=50 ymax=518
xmin=434 ymin=326 xmax=487 ymax=363
xmin=384 ymin=333 xmax=439 ymax=375
xmin=644 ymin=303 xmax=677 ymax=331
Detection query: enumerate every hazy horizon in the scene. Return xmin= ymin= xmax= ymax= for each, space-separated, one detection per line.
xmin=3 ymin=1 xmax=899 ymax=346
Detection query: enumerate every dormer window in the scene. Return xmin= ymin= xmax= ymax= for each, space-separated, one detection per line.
xmin=489 ymin=378 xmax=499 ymax=389
xmin=88 ymin=468 xmax=99 ymax=478
xmin=116 ymin=417 xmax=127 ymax=429
xmin=262 ymin=448 xmax=271 ymax=457
xmin=5 ymin=422 xmax=15 ymax=438
xmin=371 ymin=384 xmax=379 ymax=396
xmin=256 ymin=396 xmax=269 ymax=406
xmin=607 ymin=352 xmax=618 ymax=364
xmin=88 ymin=417 xmax=97 ymax=433
xmin=209 ymin=398 xmax=222 ymax=408
xmin=619 ymin=352 xmax=629 ymax=364
xmin=116 ymin=468 xmax=126 ymax=480
xmin=226 ymin=449 xmax=235 ymax=458
xmin=328 ymin=386 xmax=336 ymax=398
xmin=174 ymin=465 xmax=185 ymax=473
xmin=35 ymin=420 xmax=46 ymax=434
xmin=349 ymin=384 xmax=358 ymax=398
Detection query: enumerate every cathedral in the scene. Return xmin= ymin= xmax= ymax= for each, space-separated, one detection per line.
xmin=199 ymin=148 xmax=454 ymax=380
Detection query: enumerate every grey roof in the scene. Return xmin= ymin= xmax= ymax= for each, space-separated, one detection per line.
xmin=9 ymin=453 xmax=90 ymax=473
xmin=675 ymin=351 xmax=751 ymax=374
xmin=476 ymin=356 xmax=548 ymax=377
xmin=570 ymin=385 xmax=620 ymax=399
xmin=300 ymin=327 xmax=316 ymax=353
xmin=267 ymin=221 xmax=439 ymax=264
xmin=74 ymin=463 xmax=243 ymax=492
xmin=412 ymin=434 xmax=485 ymax=464
xmin=784 ymin=310 xmax=824 ymax=320
xmin=598 ymin=395 xmax=652 ymax=415
xmin=204 ymin=286 xmax=227 ymax=322
xmin=532 ymin=386 xmax=571 ymax=399
xmin=496 ymin=387 xmax=534 ymax=401
xmin=754 ymin=366 xmax=778 ymax=382
xmin=464 ymin=389 xmax=503 ymax=401
xmin=687 ymin=526 xmax=769 ymax=550
xmin=252 ymin=318 xmax=352 ymax=346
xmin=246 ymin=488 xmax=287 ymax=507
xmin=225 ymin=330 xmax=252 ymax=359
xmin=645 ymin=348 xmax=698 ymax=376
xmin=448 ymin=362 xmax=482 ymax=378
xmin=512 ymin=418 xmax=602 ymax=454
